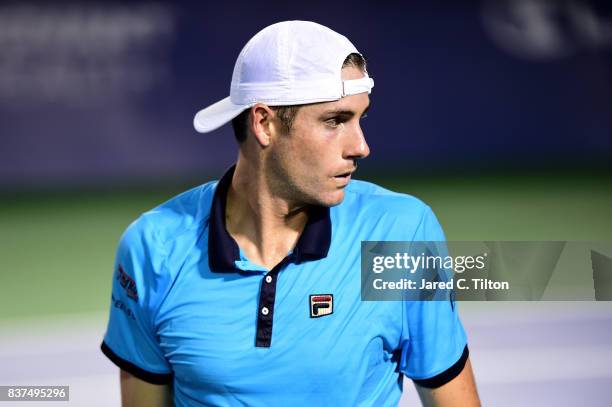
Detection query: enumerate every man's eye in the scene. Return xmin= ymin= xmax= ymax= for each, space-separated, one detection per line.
xmin=325 ymin=118 xmax=340 ymax=127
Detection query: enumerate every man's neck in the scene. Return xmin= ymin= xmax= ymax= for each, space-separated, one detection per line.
xmin=225 ymin=159 xmax=310 ymax=270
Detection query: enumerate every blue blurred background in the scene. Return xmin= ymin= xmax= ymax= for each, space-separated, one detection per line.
xmin=1 ymin=0 xmax=610 ymax=187
xmin=0 ymin=1 xmax=611 ymax=406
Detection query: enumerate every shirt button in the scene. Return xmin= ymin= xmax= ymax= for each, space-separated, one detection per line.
xmin=265 ymin=275 xmax=273 ymax=283
xmin=261 ymin=307 xmax=269 ymax=316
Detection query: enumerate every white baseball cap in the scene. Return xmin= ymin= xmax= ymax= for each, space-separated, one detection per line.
xmin=193 ymin=20 xmax=374 ymax=133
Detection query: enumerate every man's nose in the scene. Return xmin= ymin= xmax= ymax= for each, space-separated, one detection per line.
xmin=343 ymin=122 xmax=370 ymax=160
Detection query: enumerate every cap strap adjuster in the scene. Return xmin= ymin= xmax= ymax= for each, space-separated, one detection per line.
xmin=341 ymin=76 xmax=374 ymax=97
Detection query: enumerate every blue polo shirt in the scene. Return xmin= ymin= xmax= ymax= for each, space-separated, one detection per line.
xmin=101 ymin=166 xmax=468 ymax=406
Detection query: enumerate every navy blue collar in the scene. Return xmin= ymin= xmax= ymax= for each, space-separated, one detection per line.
xmin=208 ymin=165 xmax=332 ymax=272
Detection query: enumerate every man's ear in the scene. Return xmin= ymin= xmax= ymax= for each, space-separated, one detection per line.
xmin=249 ymin=104 xmax=276 ymax=147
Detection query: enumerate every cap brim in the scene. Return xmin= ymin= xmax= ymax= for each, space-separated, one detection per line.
xmin=193 ymin=97 xmax=247 ymax=133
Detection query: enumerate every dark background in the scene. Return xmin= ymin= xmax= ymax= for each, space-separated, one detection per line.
xmin=1 ymin=0 xmax=610 ymax=188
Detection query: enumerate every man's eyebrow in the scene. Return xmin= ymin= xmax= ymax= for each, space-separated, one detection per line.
xmin=320 ymin=103 xmax=371 ymax=118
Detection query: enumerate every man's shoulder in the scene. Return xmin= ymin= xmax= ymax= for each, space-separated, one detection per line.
xmin=345 ymin=179 xmax=430 ymax=214
xmin=342 ymin=179 xmax=443 ymax=240
xmin=123 ymin=180 xmax=218 ymax=248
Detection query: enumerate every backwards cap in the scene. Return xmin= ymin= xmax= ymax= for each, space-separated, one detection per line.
xmin=193 ymin=20 xmax=374 ymax=133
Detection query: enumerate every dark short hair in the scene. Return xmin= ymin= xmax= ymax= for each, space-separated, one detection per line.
xmin=231 ymin=52 xmax=367 ymax=143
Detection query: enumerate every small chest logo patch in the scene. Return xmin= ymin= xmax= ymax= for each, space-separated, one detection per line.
xmin=310 ymin=294 xmax=333 ymax=318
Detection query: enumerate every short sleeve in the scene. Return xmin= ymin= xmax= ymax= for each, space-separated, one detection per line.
xmin=100 ymin=217 xmax=173 ymax=384
xmin=399 ymin=207 xmax=469 ymax=388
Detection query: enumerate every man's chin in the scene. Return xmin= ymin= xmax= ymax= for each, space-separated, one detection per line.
xmin=316 ymin=190 xmax=346 ymax=208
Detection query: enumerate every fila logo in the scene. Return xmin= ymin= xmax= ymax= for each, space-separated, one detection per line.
xmin=310 ymin=294 xmax=333 ymax=318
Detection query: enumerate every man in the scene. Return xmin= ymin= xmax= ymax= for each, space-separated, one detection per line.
xmin=101 ymin=21 xmax=480 ymax=406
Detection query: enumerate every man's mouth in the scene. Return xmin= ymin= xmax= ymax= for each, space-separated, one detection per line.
xmin=334 ymin=169 xmax=355 ymax=182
